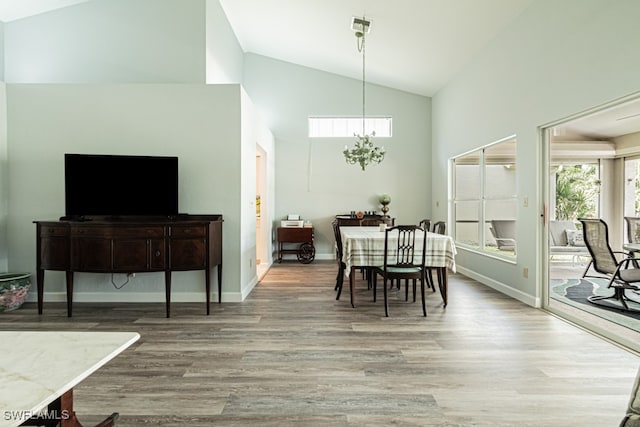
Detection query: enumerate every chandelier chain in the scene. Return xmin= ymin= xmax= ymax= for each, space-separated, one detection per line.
xmin=361 ymin=31 xmax=366 ymax=136
xmin=343 ymin=16 xmax=385 ymax=171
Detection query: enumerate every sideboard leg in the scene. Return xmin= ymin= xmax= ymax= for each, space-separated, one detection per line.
xmin=205 ymin=267 xmax=211 ymax=315
xmin=165 ymin=271 xmax=171 ymax=318
xmin=37 ymin=269 xmax=45 ymax=315
xmin=217 ymin=264 xmax=222 ymax=304
xmin=65 ymin=271 xmax=74 ymax=318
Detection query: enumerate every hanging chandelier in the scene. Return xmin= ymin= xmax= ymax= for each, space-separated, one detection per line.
xmin=343 ymin=16 xmax=385 ymax=171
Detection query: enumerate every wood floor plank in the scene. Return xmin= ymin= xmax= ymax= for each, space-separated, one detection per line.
xmin=2 ymin=260 xmax=639 ymax=426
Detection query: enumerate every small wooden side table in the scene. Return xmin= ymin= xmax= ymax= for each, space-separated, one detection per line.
xmin=277 ymin=227 xmax=315 ymax=263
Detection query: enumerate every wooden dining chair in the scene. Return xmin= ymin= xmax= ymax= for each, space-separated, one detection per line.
xmin=419 ymin=219 xmax=431 ymax=232
xmin=372 ymin=225 xmax=428 ymax=317
xmin=332 ymin=220 xmax=347 ymax=299
xmin=432 ymin=221 xmax=446 ymax=235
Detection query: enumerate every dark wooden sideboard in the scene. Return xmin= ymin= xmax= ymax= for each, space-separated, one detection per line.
xmin=34 ymin=214 xmax=223 ymax=317
xmin=335 ymin=214 xmax=394 ymax=226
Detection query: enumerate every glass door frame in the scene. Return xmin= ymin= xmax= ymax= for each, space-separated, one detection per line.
xmin=539 ymin=93 xmax=640 ymax=353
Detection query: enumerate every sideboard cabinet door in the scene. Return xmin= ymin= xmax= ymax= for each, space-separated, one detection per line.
xmin=71 ymin=238 xmax=111 ymax=271
xmin=39 ymin=224 xmax=70 ymax=270
xmin=112 ymin=239 xmax=154 ymax=271
xmin=169 ymin=225 xmax=207 ymax=270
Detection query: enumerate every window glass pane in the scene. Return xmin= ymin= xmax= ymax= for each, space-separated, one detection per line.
xmin=624 ymin=158 xmax=640 ymax=217
xmin=485 ymin=139 xmax=516 ymax=198
xmin=454 ymin=201 xmax=479 ymax=248
xmin=451 ymin=136 xmax=517 ymax=258
xmin=308 ymin=117 xmax=392 ymax=137
xmin=485 ymin=199 xmax=517 ymax=253
xmin=485 ymin=199 xmax=517 ymax=219
xmin=455 ymin=158 xmax=480 ymax=199
xmin=554 ymin=164 xmax=599 ymax=220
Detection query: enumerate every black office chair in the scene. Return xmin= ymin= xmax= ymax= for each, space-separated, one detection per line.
xmin=372 ymin=225 xmax=428 ymax=317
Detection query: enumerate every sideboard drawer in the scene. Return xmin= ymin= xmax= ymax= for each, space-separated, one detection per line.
xmin=71 ymin=226 xmax=165 ymax=238
xmin=170 ymin=225 xmax=207 ymax=238
xmin=40 ymin=225 xmax=69 ymax=237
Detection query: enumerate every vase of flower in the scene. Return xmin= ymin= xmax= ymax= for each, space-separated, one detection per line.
xmin=379 ymin=194 xmax=391 ymax=218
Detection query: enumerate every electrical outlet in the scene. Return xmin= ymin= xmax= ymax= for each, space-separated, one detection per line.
xmin=249 ymin=258 xmax=253 ymax=268
xmin=522 ymin=267 xmax=528 ymax=278
xmin=523 ymin=197 xmax=528 ymax=207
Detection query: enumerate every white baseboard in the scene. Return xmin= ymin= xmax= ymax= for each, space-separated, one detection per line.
xmin=456 ymin=266 xmax=540 ymax=308
xmin=25 ymin=291 xmax=245 ymax=303
xmin=241 ymin=276 xmax=258 ymax=301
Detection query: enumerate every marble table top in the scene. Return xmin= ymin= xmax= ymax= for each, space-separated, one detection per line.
xmin=0 ymin=330 xmax=140 ymax=427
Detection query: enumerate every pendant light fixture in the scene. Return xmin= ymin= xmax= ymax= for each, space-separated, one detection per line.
xmin=343 ymin=16 xmax=385 ymax=171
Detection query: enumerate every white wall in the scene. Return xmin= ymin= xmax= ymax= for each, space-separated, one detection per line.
xmin=7 ymin=83 xmax=247 ymax=302
xmin=243 ymin=53 xmax=432 ymax=258
xmin=239 ymin=88 xmax=275 ymax=297
xmin=432 ymin=0 xmax=640 ymax=305
xmin=205 ymin=0 xmax=244 ymax=84
xmin=0 ymin=25 xmax=6 ymax=270
xmin=5 ymin=0 xmax=206 ymax=83
xmin=0 ymin=0 xmax=279 ymax=304
xmin=0 ymin=83 xmax=6 ymax=272
xmin=0 ymin=23 xmax=4 ymax=82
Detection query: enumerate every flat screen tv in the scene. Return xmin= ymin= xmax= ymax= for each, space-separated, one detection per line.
xmin=64 ymin=153 xmax=179 ymax=219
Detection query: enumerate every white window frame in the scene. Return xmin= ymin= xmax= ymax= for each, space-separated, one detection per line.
xmin=450 ymin=135 xmax=518 ymax=261
xmin=308 ymin=116 xmax=392 ymax=138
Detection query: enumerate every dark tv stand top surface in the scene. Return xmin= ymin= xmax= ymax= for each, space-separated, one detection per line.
xmin=54 ymin=214 xmax=223 ymax=223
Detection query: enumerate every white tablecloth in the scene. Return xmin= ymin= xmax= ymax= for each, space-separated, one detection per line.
xmin=340 ymin=226 xmax=456 ymax=273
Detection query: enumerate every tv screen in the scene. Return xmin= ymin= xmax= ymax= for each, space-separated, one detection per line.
xmin=64 ymin=154 xmax=179 ymax=218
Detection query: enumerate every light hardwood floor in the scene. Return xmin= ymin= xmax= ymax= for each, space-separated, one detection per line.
xmin=3 ymin=261 xmax=640 ymax=426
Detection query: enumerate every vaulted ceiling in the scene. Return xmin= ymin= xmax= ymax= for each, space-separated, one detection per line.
xmin=218 ymin=0 xmax=534 ymax=97
xmin=0 ymin=0 xmax=535 ymax=97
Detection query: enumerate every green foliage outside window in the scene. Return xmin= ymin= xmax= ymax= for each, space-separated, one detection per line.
xmin=555 ymin=165 xmax=600 ymax=220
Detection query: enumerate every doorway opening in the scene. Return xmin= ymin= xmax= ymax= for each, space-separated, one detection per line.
xmin=256 ymin=145 xmax=269 ymax=281
xmin=542 ymin=93 xmax=640 ymax=352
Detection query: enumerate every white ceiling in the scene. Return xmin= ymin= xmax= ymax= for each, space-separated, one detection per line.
xmin=218 ymin=0 xmax=535 ymax=97
xmin=0 ymin=0 xmax=89 ymax=22
xmin=552 ymin=97 xmax=640 ymax=141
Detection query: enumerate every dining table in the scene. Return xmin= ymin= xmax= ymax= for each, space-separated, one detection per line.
xmin=340 ymin=226 xmax=457 ymax=309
